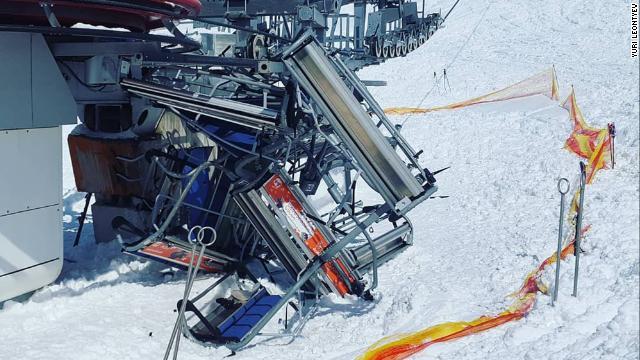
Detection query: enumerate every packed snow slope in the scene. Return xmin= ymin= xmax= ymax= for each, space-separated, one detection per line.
xmin=1 ymin=1 xmax=638 ymax=359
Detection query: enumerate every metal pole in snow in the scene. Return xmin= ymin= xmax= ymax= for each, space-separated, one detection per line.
xmin=73 ymin=192 xmax=93 ymax=247
xmin=444 ymin=0 xmax=463 ymax=20
xmin=552 ymin=178 xmax=570 ymax=306
xmin=608 ymin=123 xmax=616 ymax=169
xmin=572 ymin=162 xmax=587 ymax=297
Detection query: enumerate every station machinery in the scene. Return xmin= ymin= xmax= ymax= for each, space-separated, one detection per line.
xmin=0 ymin=0 xmax=448 ymax=351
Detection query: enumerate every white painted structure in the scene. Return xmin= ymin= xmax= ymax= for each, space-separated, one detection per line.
xmin=0 ymin=32 xmax=77 ymax=302
xmin=0 ymin=127 xmax=64 ymax=301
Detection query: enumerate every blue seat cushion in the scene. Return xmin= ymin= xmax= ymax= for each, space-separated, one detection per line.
xmin=202 ymin=123 xmax=257 ymax=150
xmin=217 ymin=289 xmax=282 ymax=342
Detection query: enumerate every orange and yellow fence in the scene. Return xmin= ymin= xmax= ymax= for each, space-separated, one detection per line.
xmin=359 ymin=70 xmax=614 ymax=360
xmin=383 ymin=67 xmax=559 ymax=116
xmin=562 ymin=88 xmax=612 ymax=185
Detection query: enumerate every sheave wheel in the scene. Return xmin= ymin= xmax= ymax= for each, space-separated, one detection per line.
xmin=374 ymin=39 xmax=383 ymax=58
xmin=408 ymin=31 xmax=416 ymax=52
xmin=398 ymin=34 xmax=407 ymax=56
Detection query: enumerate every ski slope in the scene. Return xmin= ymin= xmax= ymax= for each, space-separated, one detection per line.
xmin=1 ymin=1 xmax=638 ymax=359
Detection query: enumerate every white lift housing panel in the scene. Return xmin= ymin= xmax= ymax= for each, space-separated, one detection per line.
xmin=0 ymin=32 xmax=76 ymax=302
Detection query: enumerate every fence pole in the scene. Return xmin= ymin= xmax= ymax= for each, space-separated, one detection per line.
xmin=572 ymin=162 xmax=587 ymax=297
xmin=552 ymin=178 xmax=570 ymax=306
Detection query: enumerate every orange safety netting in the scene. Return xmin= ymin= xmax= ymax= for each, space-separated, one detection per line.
xmin=358 ymin=230 xmax=586 ymax=360
xmin=359 ymin=72 xmax=613 ymax=360
xmin=384 ymin=67 xmax=560 ymax=115
xmin=562 ymin=88 xmax=612 ymax=184
xmin=563 ymin=88 xmax=604 ymax=159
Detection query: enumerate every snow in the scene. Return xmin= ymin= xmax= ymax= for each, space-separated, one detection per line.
xmin=1 ymin=1 xmax=638 ymax=359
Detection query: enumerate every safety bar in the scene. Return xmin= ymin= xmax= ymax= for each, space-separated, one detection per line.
xmin=348 ymin=222 xmax=412 ymax=271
